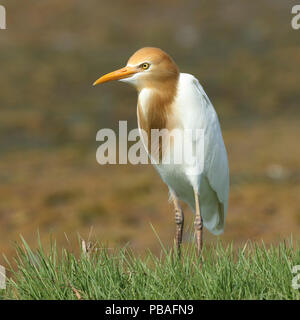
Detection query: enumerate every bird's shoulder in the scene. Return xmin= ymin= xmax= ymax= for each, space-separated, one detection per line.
xmin=178 ymin=73 xmax=199 ymax=90
xmin=178 ymin=73 xmax=202 ymax=88
xmin=176 ymin=73 xmax=217 ymax=127
xmin=178 ymin=73 xmax=212 ymax=105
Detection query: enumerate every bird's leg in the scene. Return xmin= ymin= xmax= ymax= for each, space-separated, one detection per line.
xmin=193 ymin=188 xmax=203 ymax=257
xmin=171 ymin=194 xmax=184 ymax=254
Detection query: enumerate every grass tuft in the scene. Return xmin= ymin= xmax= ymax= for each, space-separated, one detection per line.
xmin=1 ymin=237 xmax=300 ymax=300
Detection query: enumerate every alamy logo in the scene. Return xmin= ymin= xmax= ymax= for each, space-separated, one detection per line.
xmin=96 ymin=121 xmax=205 ymax=176
xmin=0 ymin=265 xmax=5 ymax=289
xmin=291 ymin=5 xmax=300 ymax=30
xmin=0 ymin=5 xmax=6 ymax=30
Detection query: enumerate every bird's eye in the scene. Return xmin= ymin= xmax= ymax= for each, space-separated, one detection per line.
xmin=141 ymin=63 xmax=150 ymax=70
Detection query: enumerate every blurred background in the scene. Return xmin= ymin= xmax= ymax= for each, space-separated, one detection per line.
xmin=0 ymin=0 xmax=299 ymax=264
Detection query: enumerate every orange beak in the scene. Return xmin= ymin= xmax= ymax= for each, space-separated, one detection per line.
xmin=93 ymin=66 xmax=138 ymax=86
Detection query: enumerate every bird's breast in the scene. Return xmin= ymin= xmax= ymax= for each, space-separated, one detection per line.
xmin=137 ymin=88 xmax=183 ymax=164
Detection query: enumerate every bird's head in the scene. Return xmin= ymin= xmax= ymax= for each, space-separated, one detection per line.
xmin=93 ymin=47 xmax=179 ymax=91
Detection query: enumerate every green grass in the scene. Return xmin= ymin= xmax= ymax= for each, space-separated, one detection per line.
xmin=1 ymin=237 xmax=300 ymax=300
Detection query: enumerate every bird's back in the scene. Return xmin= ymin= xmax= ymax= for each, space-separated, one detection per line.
xmin=138 ymin=73 xmax=229 ymax=235
xmin=175 ymin=73 xmax=229 ymax=234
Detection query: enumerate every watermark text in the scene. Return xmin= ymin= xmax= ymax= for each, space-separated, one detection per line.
xmin=292 ymin=265 xmax=300 ymax=290
xmin=96 ymin=121 xmax=204 ymax=176
xmin=0 ymin=5 xmax=6 ymax=30
xmin=0 ymin=265 xmax=5 ymax=290
xmin=291 ymin=5 xmax=300 ymax=30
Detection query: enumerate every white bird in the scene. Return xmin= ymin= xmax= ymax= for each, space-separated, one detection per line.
xmin=93 ymin=47 xmax=229 ymax=255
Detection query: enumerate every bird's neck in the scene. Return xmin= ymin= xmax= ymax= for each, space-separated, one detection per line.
xmin=137 ymin=76 xmax=179 ymax=163
xmin=137 ymin=76 xmax=179 ymax=133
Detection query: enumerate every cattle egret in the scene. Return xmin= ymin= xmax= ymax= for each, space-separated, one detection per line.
xmin=93 ymin=47 xmax=229 ymax=256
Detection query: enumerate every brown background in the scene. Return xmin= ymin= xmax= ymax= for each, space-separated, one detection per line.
xmin=0 ymin=0 xmax=299 ymax=264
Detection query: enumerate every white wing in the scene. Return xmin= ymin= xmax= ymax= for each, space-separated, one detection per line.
xmin=177 ymin=73 xmax=230 ymax=234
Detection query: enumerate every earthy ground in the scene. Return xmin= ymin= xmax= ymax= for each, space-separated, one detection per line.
xmin=1 ymin=116 xmax=299 ymax=265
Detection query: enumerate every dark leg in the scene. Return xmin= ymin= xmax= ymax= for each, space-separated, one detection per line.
xmin=171 ymin=194 xmax=184 ymax=254
xmin=193 ymin=188 xmax=203 ymax=256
